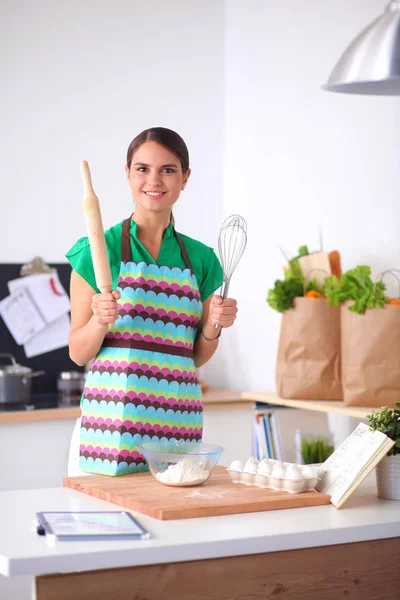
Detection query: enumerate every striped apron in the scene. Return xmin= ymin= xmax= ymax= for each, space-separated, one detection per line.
xmin=79 ymin=217 xmax=203 ymax=476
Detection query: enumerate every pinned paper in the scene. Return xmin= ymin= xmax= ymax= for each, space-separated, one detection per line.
xmin=0 ymin=288 xmax=47 ymax=345
xmin=8 ymin=272 xmax=70 ymax=325
xmin=0 ymin=269 xmax=72 ymax=357
xmin=24 ymin=313 xmax=71 ymax=358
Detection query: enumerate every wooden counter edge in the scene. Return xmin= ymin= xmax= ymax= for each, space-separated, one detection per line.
xmin=0 ymin=389 xmax=251 ymax=424
xmin=241 ymin=391 xmax=376 ymax=419
xmin=0 ymin=406 xmax=81 ymax=424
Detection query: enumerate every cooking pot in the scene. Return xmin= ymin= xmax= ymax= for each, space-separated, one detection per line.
xmin=57 ymin=371 xmax=85 ymax=406
xmin=0 ymin=353 xmax=45 ymax=405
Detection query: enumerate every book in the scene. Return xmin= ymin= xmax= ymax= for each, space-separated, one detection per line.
xmin=252 ymin=419 xmax=260 ymax=460
xmin=255 ymin=413 xmax=268 ymax=460
xmin=262 ymin=415 xmax=273 ymax=459
xmin=253 ymin=409 xmax=285 ymax=461
xmin=268 ymin=413 xmax=278 ymax=459
xmin=271 ymin=412 xmax=284 ymax=461
xmin=295 ymin=428 xmax=303 ymax=464
xmin=315 ymin=422 xmax=395 ymax=509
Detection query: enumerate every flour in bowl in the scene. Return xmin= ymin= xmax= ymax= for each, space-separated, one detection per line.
xmin=156 ymin=459 xmax=209 ymax=485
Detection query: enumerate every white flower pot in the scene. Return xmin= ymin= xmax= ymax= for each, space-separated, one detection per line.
xmin=376 ymin=455 xmax=400 ymax=500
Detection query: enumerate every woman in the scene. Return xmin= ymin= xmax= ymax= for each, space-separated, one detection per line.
xmin=66 ymin=127 xmax=238 ymax=477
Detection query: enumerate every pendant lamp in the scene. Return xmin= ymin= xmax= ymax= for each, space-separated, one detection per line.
xmin=323 ymin=1 xmax=400 ymax=95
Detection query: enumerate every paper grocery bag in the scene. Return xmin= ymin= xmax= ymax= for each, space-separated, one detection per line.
xmin=276 ymin=298 xmax=342 ymax=400
xmin=341 ymin=302 xmax=400 ymax=407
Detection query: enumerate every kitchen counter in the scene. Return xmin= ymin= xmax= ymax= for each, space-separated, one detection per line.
xmin=0 ymin=474 xmax=399 ymax=599
xmin=0 ymin=389 xmax=249 ymax=424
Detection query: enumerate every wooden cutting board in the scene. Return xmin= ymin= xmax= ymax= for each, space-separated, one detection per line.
xmin=63 ymin=466 xmax=331 ymax=520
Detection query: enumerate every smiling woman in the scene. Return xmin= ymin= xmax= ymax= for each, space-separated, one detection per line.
xmin=125 ymin=128 xmax=190 ymax=229
xmin=65 ymin=127 xmax=239 ymax=478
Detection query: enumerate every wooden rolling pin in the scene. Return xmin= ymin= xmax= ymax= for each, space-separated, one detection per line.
xmin=81 ymin=161 xmax=112 ymax=293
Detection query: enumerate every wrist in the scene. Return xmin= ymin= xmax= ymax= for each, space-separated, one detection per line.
xmin=89 ymin=314 xmax=109 ymax=332
xmin=200 ymin=321 xmax=221 ymax=341
xmin=203 ymin=320 xmax=218 ymax=336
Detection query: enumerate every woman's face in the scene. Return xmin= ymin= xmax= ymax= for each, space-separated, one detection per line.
xmin=126 ymin=141 xmax=190 ymax=215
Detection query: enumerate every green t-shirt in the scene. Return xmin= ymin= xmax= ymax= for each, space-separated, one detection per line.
xmin=65 ymin=218 xmax=223 ymax=302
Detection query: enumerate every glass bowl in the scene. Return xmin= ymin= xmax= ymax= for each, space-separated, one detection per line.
xmin=136 ymin=440 xmax=224 ymax=487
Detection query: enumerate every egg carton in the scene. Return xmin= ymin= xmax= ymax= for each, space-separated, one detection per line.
xmin=227 ymin=458 xmax=319 ymax=494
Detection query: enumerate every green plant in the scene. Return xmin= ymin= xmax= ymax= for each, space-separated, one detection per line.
xmin=323 ymin=274 xmax=341 ymax=305
xmin=301 ymin=435 xmax=334 ymax=464
xmin=366 ymin=403 xmax=400 ymax=456
xmin=266 ymin=246 xmax=324 ymax=313
xmin=325 ymin=265 xmax=386 ymax=315
xmin=267 ymin=276 xmax=304 ymax=312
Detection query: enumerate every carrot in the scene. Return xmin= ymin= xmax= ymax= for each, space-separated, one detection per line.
xmin=305 ymin=290 xmax=323 ymax=298
xmin=388 ymin=299 xmax=400 ymax=305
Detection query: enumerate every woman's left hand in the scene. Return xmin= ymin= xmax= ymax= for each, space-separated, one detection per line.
xmin=207 ymin=295 xmax=238 ymax=329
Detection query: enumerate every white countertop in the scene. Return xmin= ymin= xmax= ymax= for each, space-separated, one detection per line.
xmin=1 ymin=475 xmax=399 ymax=578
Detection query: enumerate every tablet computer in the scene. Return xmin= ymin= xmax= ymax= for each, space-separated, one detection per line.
xmin=35 ymin=511 xmax=151 ymax=541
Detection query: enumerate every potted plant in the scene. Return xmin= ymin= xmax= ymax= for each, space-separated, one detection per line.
xmin=366 ymin=403 xmax=400 ymax=500
xmin=300 ymin=434 xmax=334 ymax=465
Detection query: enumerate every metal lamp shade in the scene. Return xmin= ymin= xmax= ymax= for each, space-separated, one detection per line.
xmin=323 ymin=1 xmax=400 ymax=95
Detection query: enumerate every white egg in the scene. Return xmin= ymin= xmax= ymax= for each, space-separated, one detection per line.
xmin=244 ymin=457 xmax=259 ymax=471
xmin=285 ymin=469 xmax=303 ymax=481
xmin=229 ymin=460 xmax=244 ymax=472
xmin=301 ymin=466 xmax=317 ymax=479
xmin=271 ymin=466 xmax=286 ymax=479
xmin=285 ymin=463 xmax=299 ymax=473
xmin=244 ymin=463 xmax=258 ymax=474
xmin=286 ymin=462 xmax=299 ymax=470
xmin=258 ymin=462 xmax=272 ymax=475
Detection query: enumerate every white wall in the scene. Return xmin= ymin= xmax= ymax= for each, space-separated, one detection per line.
xmin=2 ymin=1 xmax=399 ymax=395
xmin=201 ymin=0 xmax=400 ymax=391
xmin=0 ymin=0 xmax=224 ymax=262
xmin=2 ymin=5 xmax=386 ymax=599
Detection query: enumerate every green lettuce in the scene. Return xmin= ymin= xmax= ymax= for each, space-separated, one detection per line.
xmin=325 ymin=266 xmax=386 ymax=314
xmin=267 ymin=246 xmax=324 ymax=312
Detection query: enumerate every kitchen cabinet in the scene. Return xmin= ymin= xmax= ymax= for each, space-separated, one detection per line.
xmin=0 ymin=390 xmax=255 ymax=491
xmin=0 ymin=473 xmax=399 ymax=600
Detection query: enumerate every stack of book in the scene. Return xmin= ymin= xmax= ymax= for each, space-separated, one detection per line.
xmin=253 ymin=404 xmax=284 ymax=461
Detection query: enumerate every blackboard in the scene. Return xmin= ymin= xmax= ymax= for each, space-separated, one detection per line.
xmin=0 ymin=263 xmax=84 ymax=394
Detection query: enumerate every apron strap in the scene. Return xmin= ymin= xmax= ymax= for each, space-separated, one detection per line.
xmin=121 ymin=215 xmax=193 ymax=273
xmin=175 ymin=231 xmax=194 ymax=273
xmin=122 ymin=217 xmax=132 ymax=263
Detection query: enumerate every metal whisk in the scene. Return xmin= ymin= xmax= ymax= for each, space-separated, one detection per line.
xmin=215 ymin=214 xmax=247 ymax=327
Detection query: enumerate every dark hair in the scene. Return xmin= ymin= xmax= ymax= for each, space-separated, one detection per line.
xmin=126 ymin=127 xmax=190 ymax=173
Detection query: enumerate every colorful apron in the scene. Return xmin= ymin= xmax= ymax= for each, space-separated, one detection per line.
xmin=79 ymin=217 xmax=203 ymax=476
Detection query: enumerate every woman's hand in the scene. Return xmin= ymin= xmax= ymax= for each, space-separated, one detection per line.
xmin=207 ymin=294 xmax=238 ymax=329
xmin=91 ymin=290 xmax=121 ymax=327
